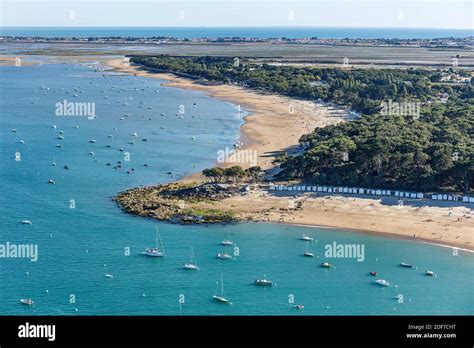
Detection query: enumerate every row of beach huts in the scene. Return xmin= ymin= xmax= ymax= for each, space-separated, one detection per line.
xmin=267 ymin=184 xmax=474 ymax=204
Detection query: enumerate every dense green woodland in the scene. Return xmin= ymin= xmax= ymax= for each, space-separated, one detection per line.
xmin=132 ymin=55 xmax=473 ymax=193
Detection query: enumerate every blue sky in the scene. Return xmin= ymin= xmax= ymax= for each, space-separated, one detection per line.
xmin=0 ymin=0 xmax=472 ymax=29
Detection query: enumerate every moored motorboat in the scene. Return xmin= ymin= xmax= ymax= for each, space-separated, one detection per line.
xmin=300 ymin=234 xmax=314 ymax=242
xmin=21 ymin=220 xmax=32 ymax=225
xmin=216 ymin=252 xmax=233 ymax=260
xmin=425 ymin=270 xmax=435 ymax=276
xmin=375 ymin=279 xmax=390 ymax=287
xmin=254 ymin=276 xmax=273 ymax=286
xmin=400 ymin=262 xmax=413 ymax=268
xmin=294 ymin=304 xmax=304 ymax=310
xmin=303 ymin=251 xmax=314 ymax=257
xmin=321 ymin=262 xmax=331 ymax=268
xmin=369 ymin=271 xmax=377 ymax=276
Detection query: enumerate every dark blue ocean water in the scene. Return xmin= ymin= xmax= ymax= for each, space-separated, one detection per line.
xmin=0 ymin=62 xmax=473 ymax=315
xmin=1 ymin=27 xmax=472 ymax=39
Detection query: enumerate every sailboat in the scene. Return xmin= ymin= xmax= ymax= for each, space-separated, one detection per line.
xmin=104 ymin=264 xmax=113 ymax=279
xmin=20 ymin=299 xmax=34 ymax=306
xmin=300 ymin=234 xmax=313 ymax=242
xmin=216 ymin=251 xmax=233 ymax=260
xmin=212 ymin=273 xmax=231 ymax=304
xmin=183 ymin=247 xmax=199 ymax=270
xmin=221 ymin=232 xmax=233 ymax=246
xmin=142 ymin=227 xmax=165 ymax=257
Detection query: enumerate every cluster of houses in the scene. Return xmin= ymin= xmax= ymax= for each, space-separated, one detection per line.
xmin=267 ymin=184 xmax=474 ymax=204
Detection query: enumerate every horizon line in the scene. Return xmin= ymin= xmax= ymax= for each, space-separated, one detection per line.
xmin=1 ymin=25 xmax=473 ymax=31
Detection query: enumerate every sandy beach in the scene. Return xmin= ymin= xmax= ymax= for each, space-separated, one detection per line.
xmin=106 ymin=58 xmax=473 ymax=251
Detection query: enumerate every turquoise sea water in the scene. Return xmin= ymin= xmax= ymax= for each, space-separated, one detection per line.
xmin=0 ymin=62 xmax=473 ymax=315
xmin=1 ymin=27 xmax=472 ymax=39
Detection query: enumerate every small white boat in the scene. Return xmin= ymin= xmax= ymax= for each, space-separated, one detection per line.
xmin=47 ymin=179 xmax=55 ymax=184
xmin=216 ymin=252 xmax=233 ymax=260
xmin=375 ymin=279 xmax=390 ymax=287
xmin=56 ymin=144 xmax=62 ymax=148
xmin=425 ymin=270 xmax=435 ymax=276
xmin=20 ymin=299 xmax=34 ymax=306
xmin=52 ymin=157 xmax=56 ymax=166
xmin=183 ymin=247 xmax=199 ymax=270
xmin=400 ymin=262 xmax=413 ymax=268
xmin=300 ymin=234 xmax=314 ymax=242
xmin=89 ymin=139 xmax=96 ymax=143
xmin=142 ymin=227 xmax=165 ymax=257
xmin=221 ymin=233 xmax=233 ymax=246
xmin=89 ymin=152 xmax=95 ymax=155
xmin=104 ymin=264 xmax=113 ymax=279
xmin=294 ymin=304 xmax=304 ymax=310
xmin=12 ymin=128 xmax=17 ymax=132
xmin=183 ymin=263 xmax=199 ymax=270
xmin=19 ymin=140 xmax=25 ymax=144
xmin=303 ymin=251 xmax=314 ymax=257
xmin=254 ymin=275 xmax=273 ymax=286
xmin=21 ymin=220 xmax=32 ymax=225
xmin=57 ymin=135 xmax=64 ymax=140
xmin=320 ymin=262 xmax=331 ymax=268
xmin=212 ymin=273 xmax=231 ymax=304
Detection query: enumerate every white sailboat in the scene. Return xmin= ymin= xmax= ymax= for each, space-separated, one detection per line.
xmin=104 ymin=264 xmax=113 ymax=279
xmin=300 ymin=234 xmax=313 ymax=242
xmin=375 ymin=279 xmax=390 ymax=287
xmin=142 ymin=227 xmax=165 ymax=257
xmin=212 ymin=273 xmax=231 ymax=304
xmin=221 ymin=232 xmax=233 ymax=246
xmin=183 ymin=247 xmax=199 ymax=270
xmin=20 ymin=299 xmax=34 ymax=306
xmin=216 ymin=252 xmax=233 ymax=260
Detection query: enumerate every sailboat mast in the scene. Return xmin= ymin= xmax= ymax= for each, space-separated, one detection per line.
xmin=221 ymin=273 xmax=224 ymax=297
